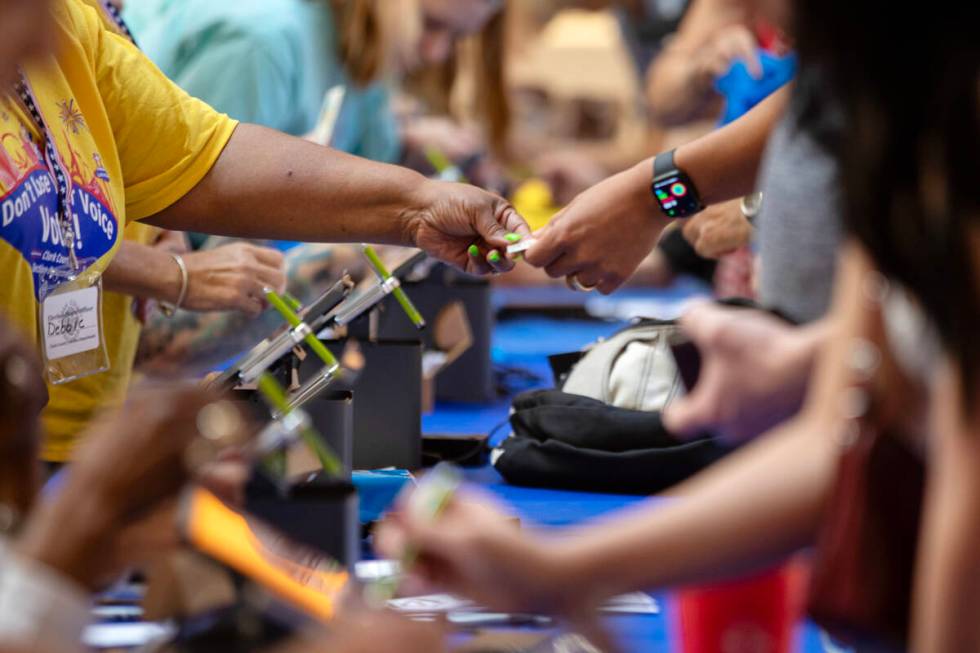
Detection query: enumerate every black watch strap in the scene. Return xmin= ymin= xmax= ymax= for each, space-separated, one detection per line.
xmin=653 ymin=149 xmax=677 ymax=180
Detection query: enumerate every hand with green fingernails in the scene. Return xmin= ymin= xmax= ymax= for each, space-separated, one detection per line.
xmin=467 ymin=231 xmax=530 ymax=269
xmin=408 ymin=180 xmax=530 ymax=276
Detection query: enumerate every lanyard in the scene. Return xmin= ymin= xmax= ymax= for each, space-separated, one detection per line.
xmin=96 ymin=0 xmax=138 ymax=45
xmin=13 ymin=72 xmax=79 ymax=273
xmin=10 ymin=3 xmax=135 ymax=278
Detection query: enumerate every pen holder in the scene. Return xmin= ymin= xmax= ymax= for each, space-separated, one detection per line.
xmin=299 ymin=339 xmax=423 ymax=470
xmin=350 ymin=263 xmax=493 ymax=403
xmin=231 ymin=389 xmax=353 ymax=478
xmin=245 ymin=469 xmax=360 ymax=569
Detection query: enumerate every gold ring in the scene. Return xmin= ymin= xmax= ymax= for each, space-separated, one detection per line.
xmin=565 ymin=275 xmax=597 ymax=293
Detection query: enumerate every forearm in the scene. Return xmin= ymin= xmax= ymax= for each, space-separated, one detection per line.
xmin=137 ymin=308 xmax=255 ymax=375
xmin=671 ymin=84 xmax=791 ymax=204
xmin=912 ymin=363 xmax=980 ymax=652
xmin=646 ymin=48 xmax=722 ymax=127
xmin=102 ymin=241 xmax=181 ymax=303
xmin=562 ymin=416 xmax=835 ymax=597
xmin=782 ymin=316 xmax=835 ymax=387
xmin=145 ymin=124 xmax=431 ymax=245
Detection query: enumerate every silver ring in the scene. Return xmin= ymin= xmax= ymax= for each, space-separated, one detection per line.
xmin=565 ymin=275 xmax=597 ymax=293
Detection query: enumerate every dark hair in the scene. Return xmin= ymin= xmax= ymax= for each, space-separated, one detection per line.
xmin=793 ymin=0 xmax=980 ymax=407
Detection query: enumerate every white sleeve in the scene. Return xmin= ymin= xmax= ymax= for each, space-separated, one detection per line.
xmin=0 ymin=538 xmax=90 ymax=653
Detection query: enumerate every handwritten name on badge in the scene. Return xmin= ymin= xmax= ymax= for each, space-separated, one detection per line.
xmin=42 ymin=286 xmax=100 ymax=361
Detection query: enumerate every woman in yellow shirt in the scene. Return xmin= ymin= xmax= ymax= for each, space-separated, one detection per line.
xmin=38 ymin=0 xmax=292 ymax=463
xmin=0 ymin=0 xmax=525 ymax=432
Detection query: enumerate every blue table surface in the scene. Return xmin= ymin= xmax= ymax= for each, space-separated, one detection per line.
xmin=422 ymin=289 xmax=826 ymax=652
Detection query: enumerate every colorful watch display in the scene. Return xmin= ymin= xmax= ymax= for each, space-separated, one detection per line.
xmin=652 ymin=149 xmax=704 ymax=218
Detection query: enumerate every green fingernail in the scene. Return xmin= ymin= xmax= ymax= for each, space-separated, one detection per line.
xmin=488 ymin=251 xmax=501 ymax=263
xmin=505 ymin=233 xmax=522 ymax=243
xmin=468 ymin=244 xmax=480 ymax=257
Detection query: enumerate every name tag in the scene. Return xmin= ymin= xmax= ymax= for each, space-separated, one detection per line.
xmin=41 ymin=285 xmax=101 ymax=361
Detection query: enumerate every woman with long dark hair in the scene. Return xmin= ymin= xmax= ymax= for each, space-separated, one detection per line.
xmin=379 ymin=0 xmax=979 ymax=649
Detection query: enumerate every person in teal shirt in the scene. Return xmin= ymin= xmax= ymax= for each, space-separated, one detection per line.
xmin=124 ymin=0 xmax=401 ymax=162
xmin=123 ymin=0 xmax=509 ymax=373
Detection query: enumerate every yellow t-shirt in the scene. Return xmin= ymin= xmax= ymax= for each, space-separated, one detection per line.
xmin=0 ymin=0 xmax=237 ymax=460
xmin=43 ymin=0 xmax=163 ymax=462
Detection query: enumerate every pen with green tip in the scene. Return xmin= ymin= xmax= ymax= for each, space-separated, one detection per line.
xmin=361 ymin=245 xmax=426 ymax=329
xmin=265 ymin=288 xmax=341 ymax=369
xmin=213 ymin=278 xmax=353 ymax=390
xmin=424 ymin=146 xmax=468 ymax=184
xmin=365 ymin=464 xmax=462 ymax=605
xmin=264 ymin=287 xmax=346 ymax=414
xmin=254 ymin=372 xmax=343 ymax=477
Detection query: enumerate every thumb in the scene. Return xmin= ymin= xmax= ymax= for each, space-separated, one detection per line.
xmin=663 ymin=386 xmax=716 ymax=439
xmin=522 ymin=221 xmax=562 ymax=269
xmin=677 ymin=300 xmax=730 ymax=348
xmin=734 ymin=30 xmax=763 ymax=79
xmin=744 ymin=49 xmax=763 ymax=80
xmin=681 ymin=215 xmax=702 ymax=244
xmin=475 ymin=199 xmax=519 ymax=249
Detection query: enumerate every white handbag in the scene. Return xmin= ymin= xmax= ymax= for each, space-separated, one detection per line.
xmin=560 ymin=320 xmax=684 ymax=413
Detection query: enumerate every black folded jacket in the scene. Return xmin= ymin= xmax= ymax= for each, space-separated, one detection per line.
xmin=495 ymin=389 xmax=729 ymax=495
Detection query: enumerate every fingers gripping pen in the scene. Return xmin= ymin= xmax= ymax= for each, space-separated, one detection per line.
xmin=365 ymin=463 xmax=462 ymax=605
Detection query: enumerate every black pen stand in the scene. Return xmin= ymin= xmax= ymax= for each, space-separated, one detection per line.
xmin=352 ymin=263 xmax=495 ymax=404
xmin=230 ymin=389 xmax=359 ymax=566
xmin=231 ymin=389 xmax=354 ymax=478
xmin=245 ymin=470 xmax=359 ymax=568
xmin=300 ymin=339 xmax=423 ymax=471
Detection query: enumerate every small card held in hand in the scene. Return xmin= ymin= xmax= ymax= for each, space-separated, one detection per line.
xmin=506 ymin=240 xmax=533 ymax=255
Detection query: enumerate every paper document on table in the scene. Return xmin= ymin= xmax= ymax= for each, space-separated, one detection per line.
xmin=388 ymin=591 xmax=657 ymax=616
xmin=355 ymin=559 xmax=401 ymax=583
xmin=388 ymin=593 xmax=474 ymax=613
xmin=83 ymin=622 xmax=175 ymax=649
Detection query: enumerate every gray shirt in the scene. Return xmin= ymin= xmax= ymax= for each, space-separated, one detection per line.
xmin=755 ymin=112 xmax=843 ymax=324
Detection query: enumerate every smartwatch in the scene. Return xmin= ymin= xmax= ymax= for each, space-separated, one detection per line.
xmin=651 ymin=149 xmax=704 ymax=218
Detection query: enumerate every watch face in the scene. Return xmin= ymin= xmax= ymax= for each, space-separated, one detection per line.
xmin=653 ymin=174 xmax=700 ymax=218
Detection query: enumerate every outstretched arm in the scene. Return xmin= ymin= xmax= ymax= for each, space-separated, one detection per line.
xmin=144 ymin=124 xmax=528 ymax=275
xmin=522 ymin=85 xmax=790 ymax=293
